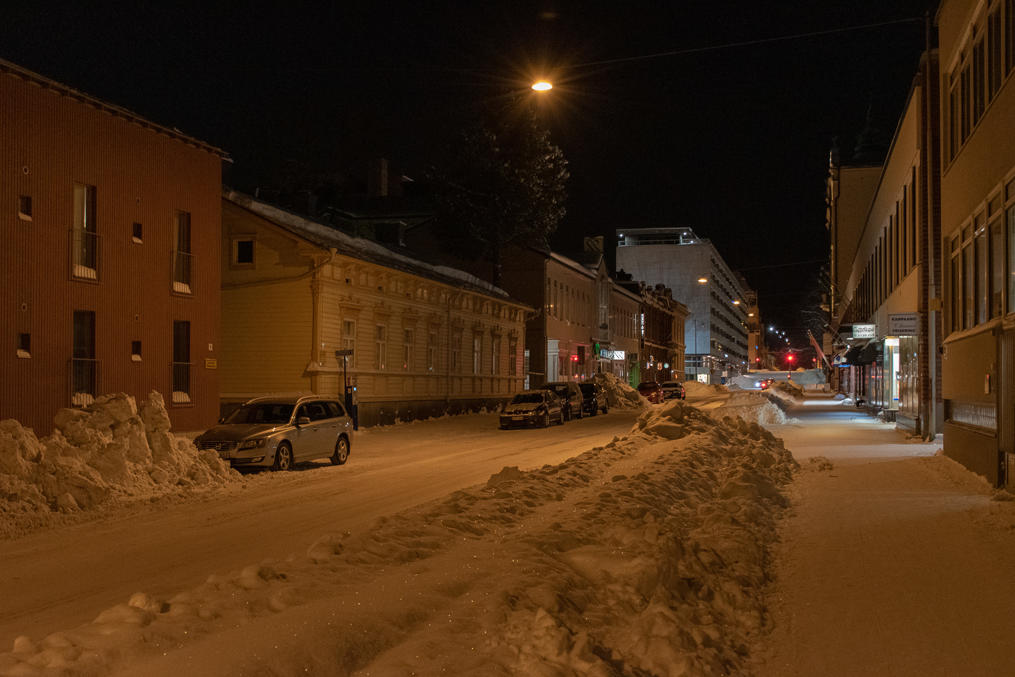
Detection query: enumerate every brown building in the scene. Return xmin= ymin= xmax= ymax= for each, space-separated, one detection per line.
xmin=937 ymin=0 xmax=1015 ymax=486
xmin=1 ymin=59 xmax=227 ymax=434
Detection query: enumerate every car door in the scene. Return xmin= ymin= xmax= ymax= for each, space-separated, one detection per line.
xmin=292 ymin=403 xmax=320 ymax=461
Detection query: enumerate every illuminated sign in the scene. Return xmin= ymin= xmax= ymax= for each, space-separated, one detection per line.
xmin=602 ymin=350 xmax=625 ymax=360
xmin=852 ymin=324 xmax=876 ymax=339
xmin=888 ymin=313 xmax=918 ymax=335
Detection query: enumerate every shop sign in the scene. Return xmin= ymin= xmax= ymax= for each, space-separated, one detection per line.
xmin=852 ymin=324 xmax=876 ymax=339
xmin=601 ymin=350 xmax=625 ymax=360
xmin=888 ymin=313 xmax=919 ymax=335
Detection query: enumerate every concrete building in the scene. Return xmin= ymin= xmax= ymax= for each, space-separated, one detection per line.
xmin=220 ymin=190 xmax=530 ymax=426
xmin=828 ymin=49 xmax=942 ymax=438
xmin=937 ymin=0 xmax=1015 ymax=487
xmin=1 ymin=59 xmax=227 ymax=434
xmin=616 ymin=227 xmax=748 ymax=384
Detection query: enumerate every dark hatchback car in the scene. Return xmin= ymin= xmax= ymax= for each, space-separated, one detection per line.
xmin=578 ymin=382 xmax=609 ymax=416
xmin=500 ymin=390 xmax=565 ymax=428
xmin=540 ymin=381 xmax=584 ymax=421
xmin=637 ymin=381 xmax=665 ymax=404
xmin=660 ymin=381 xmax=686 ymax=400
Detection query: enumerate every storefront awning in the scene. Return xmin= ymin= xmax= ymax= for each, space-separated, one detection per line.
xmin=854 ymin=340 xmax=883 ymax=366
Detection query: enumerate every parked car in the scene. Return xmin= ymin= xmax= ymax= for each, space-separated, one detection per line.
xmin=637 ymin=381 xmax=665 ymax=404
xmin=578 ymin=382 xmax=609 ymax=416
xmin=660 ymin=381 xmax=686 ymax=400
xmin=500 ymin=390 xmax=565 ymax=429
xmin=540 ymin=381 xmax=584 ymax=420
xmin=195 ymin=395 xmax=352 ymax=470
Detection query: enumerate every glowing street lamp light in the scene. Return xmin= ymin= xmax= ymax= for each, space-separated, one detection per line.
xmin=531 ymin=81 xmax=552 ymax=91
xmin=732 ymin=299 xmax=741 ymax=305
xmin=697 ymin=277 xmax=708 ymax=284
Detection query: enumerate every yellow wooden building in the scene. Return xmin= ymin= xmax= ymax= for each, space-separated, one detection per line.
xmin=220 ymin=190 xmax=531 ymax=426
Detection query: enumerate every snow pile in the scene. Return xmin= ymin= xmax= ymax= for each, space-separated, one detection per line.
xmin=0 ymin=398 xmax=796 ymax=676
xmin=683 ymin=380 xmax=729 ymax=399
xmin=710 ymin=391 xmax=789 ymax=425
xmin=0 ymin=392 xmax=238 ymax=538
xmin=594 ymin=371 xmax=648 ymax=409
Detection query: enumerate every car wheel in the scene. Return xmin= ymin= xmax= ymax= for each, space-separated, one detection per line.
xmin=273 ymin=442 xmax=293 ymax=471
xmin=558 ymin=411 xmax=565 ymax=425
xmin=574 ymin=403 xmax=583 ymax=419
xmin=331 ymin=436 xmax=350 ymax=465
xmin=542 ymin=411 xmax=550 ymax=427
xmin=590 ymin=404 xmax=597 ymax=416
xmin=603 ymin=405 xmax=609 ymax=414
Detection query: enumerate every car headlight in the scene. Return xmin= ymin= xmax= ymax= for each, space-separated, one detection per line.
xmin=238 ymin=438 xmax=267 ymax=451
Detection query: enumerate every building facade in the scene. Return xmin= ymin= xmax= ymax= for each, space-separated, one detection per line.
xmin=608 ymin=281 xmax=642 ymax=385
xmin=616 ymin=227 xmax=747 ymax=384
xmin=830 ymin=50 xmax=942 ymax=438
xmin=1 ymin=59 xmax=226 ymax=434
xmin=938 ymin=0 xmax=1015 ymax=486
xmin=221 ymin=191 xmax=530 ymax=426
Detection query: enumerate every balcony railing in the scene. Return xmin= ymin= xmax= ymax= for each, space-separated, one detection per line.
xmin=171 ymin=361 xmax=192 ymax=404
xmin=69 ymin=358 xmax=100 ymax=407
xmin=69 ymin=229 xmax=100 ymax=281
xmin=171 ymin=250 xmax=194 ymax=294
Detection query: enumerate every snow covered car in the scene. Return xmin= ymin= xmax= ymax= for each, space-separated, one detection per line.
xmin=195 ymin=395 xmax=352 ymax=470
xmin=578 ymin=382 xmax=609 ymax=415
xmin=500 ymin=390 xmax=565 ymax=428
xmin=540 ymin=381 xmax=584 ymax=421
xmin=660 ymin=381 xmax=686 ymax=400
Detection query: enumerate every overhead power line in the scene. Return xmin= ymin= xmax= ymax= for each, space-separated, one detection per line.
xmin=574 ymin=17 xmax=924 ymax=69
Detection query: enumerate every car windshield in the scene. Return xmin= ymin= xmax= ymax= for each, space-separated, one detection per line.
xmin=224 ymin=402 xmax=294 ymax=425
xmin=578 ymin=384 xmax=595 ymax=395
xmin=511 ymin=393 xmax=543 ymax=404
xmin=547 ymin=386 xmax=569 ymax=397
xmin=662 ymin=382 xmax=678 ymax=388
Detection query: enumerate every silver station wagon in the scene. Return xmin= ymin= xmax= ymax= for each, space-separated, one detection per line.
xmin=195 ymin=395 xmax=352 ymax=470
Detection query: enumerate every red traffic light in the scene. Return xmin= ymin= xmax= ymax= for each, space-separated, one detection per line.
xmin=786 ymin=354 xmax=796 ymax=363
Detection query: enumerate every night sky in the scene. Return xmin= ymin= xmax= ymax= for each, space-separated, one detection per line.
xmin=2 ymin=1 xmax=937 ymax=347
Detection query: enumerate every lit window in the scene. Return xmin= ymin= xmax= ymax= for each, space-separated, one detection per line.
xmin=72 ymin=183 xmax=98 ymax=280
xmin=131 ymin=340 xmax=142 ymax=362
xmin=132 ymin=222 xmax=143 ymax=244
xmin=375 ymin=325 xmax=387 ymax=370
xmin=172 ymin=211 xmax=192 ymax=294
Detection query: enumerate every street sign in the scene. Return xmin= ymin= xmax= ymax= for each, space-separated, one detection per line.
xmin=852 ymin=324 xmax=876 ymax=339
xmin=888 ymin=313 xmax=919 ymax=335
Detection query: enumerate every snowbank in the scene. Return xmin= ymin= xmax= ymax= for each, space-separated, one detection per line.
xmin=0 ymin=392 xmax=238 ymax=539
xmin=594 ymin=371 xmax=648 ymax=409
xmin=683 ymin=380 xmax=729 ymax=399
xmin=712 ymin=392 xmax=790 ymax=425
xmin=0 ymin=399 xmax=796 ymax=676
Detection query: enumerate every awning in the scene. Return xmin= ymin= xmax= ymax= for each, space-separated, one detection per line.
xmin=854 ymin=340 xmax=883 ymax=366
xmin=840 ymin=343 xmax=865 ymax=366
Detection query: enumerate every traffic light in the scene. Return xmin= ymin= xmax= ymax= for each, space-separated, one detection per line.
xmin=786 ymin=353 xmax=795 ymax=364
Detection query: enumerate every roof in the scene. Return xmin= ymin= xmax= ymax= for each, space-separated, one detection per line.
xmin=224 ymin=189 xmax=527 ymax=304
xmin=0 ymin=58 xmax=229 ymax=159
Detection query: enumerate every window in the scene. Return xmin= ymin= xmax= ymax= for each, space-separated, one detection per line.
xmin=17 ymin=332 xmax=30 ymax=358
xmin=491 ymin=335 xmax=501 ymax=375
xmin=508 ymin=337 xmax=517 ymax=376
xmin=1008 ymin=0 xmax=1015 ymax=74
xmin=950 ymin=236 xmax=961 ymax=332
xmin=1008 ymin=205 xmax=1015 ymax=314
xmin=472 ymin=333 xmax=482 ymax=375
xmin=72 ymin=310 xmax=96 ymax=406
xmin=451 ymin=328 xmax=462 ymax=372
xmin=993 ymin=216 xmax=1005 ymax=317
xmin=342 ymin=320 xmax=356 ymax=367
xmin=963 ymin=227 xmax=975 ymax=329
xmin=402 ymin=328 xmax=414 ymax=370
xmin=72 ymin=183 xmax=98 ymax=279
xmin=18 ymin=195 xmax=32 ymax=221
xmin=232 ymin=238 xmax=254 ymax=266
xmin=132 ymin=222 xmax=143 ymax=243
xmin=975 ymin=220 xmax=988 ymax=324
xmin=989 ymin=7 xmax=1003 ymax=99
xmin=910 ymin=173 xmax=917 ymax=265
xmin=973 ymin=32 xmax=985 ymax=125
xmin=172 ymin=320 xmax=191 ymax=403
xmin=131 ymin=340 xmax=142 ymax=362
xmin=427 ymin=330 xmax=437 ymax=372
xmin=172 ymin=211 xmax=192 ymax=293
xmin=375 ymin=325 xmax=387 ymax=370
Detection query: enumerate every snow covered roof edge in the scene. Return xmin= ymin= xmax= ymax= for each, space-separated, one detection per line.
xmin=223 ymin=189 xmax=527 ymax=305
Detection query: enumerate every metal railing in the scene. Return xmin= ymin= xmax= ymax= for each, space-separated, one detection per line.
xmin=69 ymin=229 xmax=100 ymax=281
xmin=69 ymin=358 xmax=100 ymax=407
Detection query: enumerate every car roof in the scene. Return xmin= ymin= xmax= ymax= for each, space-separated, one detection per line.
xmin=243 ymin=393 xmax=330 ymax=405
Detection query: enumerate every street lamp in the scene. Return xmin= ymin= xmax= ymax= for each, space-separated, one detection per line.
xmin=531 ymin=81 xmax=552 ymax=91
xmin=697 ymin=277 xmax=708 ymax=284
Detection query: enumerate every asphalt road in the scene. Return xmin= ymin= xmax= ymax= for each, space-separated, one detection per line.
xmin=0 ymin=408 xmax=640 ymax=649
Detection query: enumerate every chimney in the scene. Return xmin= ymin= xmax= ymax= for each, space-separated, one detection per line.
xmin=368 ymin=158 xmax=389 ymax=197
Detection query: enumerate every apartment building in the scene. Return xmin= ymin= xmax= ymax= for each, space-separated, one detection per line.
xmin=938 ymin=0 xmax=1015 ymax=486
xmin=1 ymin=59 xmax=227 ymax=434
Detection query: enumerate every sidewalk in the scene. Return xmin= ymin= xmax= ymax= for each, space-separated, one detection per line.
xmin=756 ymin=403 xmax=1015 ymax=676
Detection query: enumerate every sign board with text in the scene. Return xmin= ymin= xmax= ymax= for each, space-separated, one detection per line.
xmin=888 ymin=313 xmax=919 ymax=335
xmin=852 ymin=324 xmax=876 ymax=339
